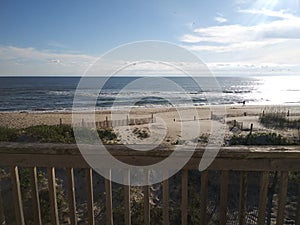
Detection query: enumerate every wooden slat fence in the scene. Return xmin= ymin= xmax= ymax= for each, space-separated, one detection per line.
xmin=76 ymin=116 xmax=156 ymax=128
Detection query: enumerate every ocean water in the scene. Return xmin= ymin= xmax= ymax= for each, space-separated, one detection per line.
xmin=0 ymin=76 xmax=299 ymax=112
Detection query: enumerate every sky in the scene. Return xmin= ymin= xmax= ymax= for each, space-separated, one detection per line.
xmin=0 ymin=0 xmax=300 ymax=76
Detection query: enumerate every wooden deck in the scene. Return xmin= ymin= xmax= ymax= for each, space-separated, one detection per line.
xmin=0 ymin=142 xmax=300 ymax=224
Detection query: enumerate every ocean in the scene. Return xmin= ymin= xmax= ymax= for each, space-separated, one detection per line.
xmin=0 ymin=76 xmax=299 ymax=112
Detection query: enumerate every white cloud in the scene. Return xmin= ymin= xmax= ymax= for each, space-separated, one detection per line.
xmin=184 ymin=39 xmax=284 ymax=52
xmin=238 ymin=8 xmax=296 ymax=19
xmin=182 ymin=13 xmax=300 ymax=45
xmin=0 ymin=46 xmax=96 ymax=75
xmin=214 ymin=14 xmax=227 ymax=23
xmin=50 ymin=59 xmax=61 ymax=64
xmin=214 ymin=16 xmax=227 ymax=23
xmin=180 ymin=8 xmax=300 ymax=71
xmin=234 ymin=0 xmax=280 ymax=7
xmin=182 ymin=24 xmax=254 ymax=44
xmin=0 ymin=45 xmax=211 ymax=76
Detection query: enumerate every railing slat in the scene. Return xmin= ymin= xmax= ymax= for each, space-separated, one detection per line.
xmin=124 ymin=169 xmax=131 ymax=225
xmin=47 ymin=167 xmax=59 ymax=225
xmin=296 ymin=183 xmax=300 ymax=225
xmin=67 ymin=168 xmax=77 ymax=225
xmin=105 ymin=169 xmax=113 ymax=225
xmin=276 ymin=171 xmax=288 ymax=225
xmin=163 ymin=171 xmax=169 ymax=225
xmin=200 ymin=170 xmax=208 ymax=225
xmin=0 ymin=186 xmax=5 ymax=225
xmin=144 ymin=170 xmax=150 ymax=225
xmin=220 ymin=170 xmax=229 ymax=225
xmin=11 ymin=166 xmax=25 ymax=225
xmin=86 ymin=168 xmax=95 ymax=225
xmin=182 ymin=170 xmax=188 ymax=225
xmin=238 ymin=171 xmax=248 ymax=225
xmin=30 ymin=167 xmax=42 ymax=225
xmin=258 ymin=171 xmax=269 ymax=225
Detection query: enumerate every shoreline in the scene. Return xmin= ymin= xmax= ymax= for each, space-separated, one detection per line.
xmin=1 ymin=103 xmax=300 ymax=114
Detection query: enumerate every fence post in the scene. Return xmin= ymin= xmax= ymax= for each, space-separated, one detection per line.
xmin=81 ymin=119 xmax=85 ymax=127
xmin=298 ymin=127 xmax=300 ymax=144
xmin=59 ymin=118 xmax=62 ymax=126
xmin=106 ymin=116 xmax=108 ymax=128
xmin=249 ymin=123 xmax=253 ymax=135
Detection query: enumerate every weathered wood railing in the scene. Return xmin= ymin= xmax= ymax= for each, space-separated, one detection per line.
xmin=0 ymin=143 xmax=300 ymax=225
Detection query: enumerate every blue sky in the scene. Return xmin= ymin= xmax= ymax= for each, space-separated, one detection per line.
xmin=1 ymin=0 xmax=300 ymax=75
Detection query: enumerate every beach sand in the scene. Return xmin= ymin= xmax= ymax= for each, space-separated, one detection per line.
xmin=1 ymin=105 xmax=300 ymax=145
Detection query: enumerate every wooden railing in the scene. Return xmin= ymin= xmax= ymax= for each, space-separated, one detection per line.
xmin=0 ymin=143 xmax=300 ymax=225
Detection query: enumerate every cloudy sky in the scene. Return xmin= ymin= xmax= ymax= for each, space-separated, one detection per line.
xmin=1 ymin=0 xmax=300 ymax=75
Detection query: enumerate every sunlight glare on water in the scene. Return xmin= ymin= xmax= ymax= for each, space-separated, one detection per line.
xmin=253 ymin=76 xmax=300 ymax=105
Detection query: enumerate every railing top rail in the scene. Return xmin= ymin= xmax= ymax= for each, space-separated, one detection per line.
xmin=0 ymin=142 xmax=300 ymax=171
xmin=0 ymin=142 xmax=299 ymax=156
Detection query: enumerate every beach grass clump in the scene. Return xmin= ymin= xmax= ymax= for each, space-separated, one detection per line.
xmin=132 ymin=127 xmax=150 ymax=139
xmin=0 ymin=126 xmax=19 ymax=142
xmin=228 ymin=132 xmax=290 ymax=145
xmin=74 ymin=127 xmax=98 ymax=143
xmin=259 ymin=109 xmax=300 ymax=129
xmin=24 ymin=124 xmax=75 ymax=143
xmin=172 ymin=139 xmax=185 ymax=145
xmin=97 ymin=128 xmax=118 ymax=142
xmin=193 ymin=133 xmax=209 ymax=143
xmin=0 ymin=125 xmax=119 ymax=144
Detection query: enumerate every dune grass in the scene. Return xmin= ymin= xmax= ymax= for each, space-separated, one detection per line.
xmin=0 ymin=127 xmax=19 ymax=142
xmin=0 ymin=125 xmax=118 ymax=144
xmin=228 ymin=132 xmax=291 ymax=145
xmin=259 ymin=109 xmax=300 ymax=129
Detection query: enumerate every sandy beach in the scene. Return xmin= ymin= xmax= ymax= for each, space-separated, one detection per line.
xmin=1 ymin=105 xmax=299 ymax=145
